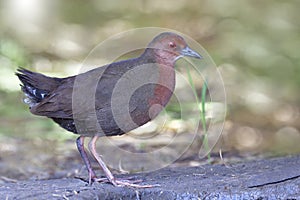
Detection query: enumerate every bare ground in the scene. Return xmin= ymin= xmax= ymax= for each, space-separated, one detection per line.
xmin=0 ymin=155 xmax=299 ymax=200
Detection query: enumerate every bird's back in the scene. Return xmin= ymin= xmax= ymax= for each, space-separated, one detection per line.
xmin=16 ymin=54 xmax=175 ymax=137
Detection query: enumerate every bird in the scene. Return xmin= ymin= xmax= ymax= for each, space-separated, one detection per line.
xmin=16 ymin=32 xmax=202 ymax=188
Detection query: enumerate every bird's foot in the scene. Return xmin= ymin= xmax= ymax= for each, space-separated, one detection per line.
xmin=93 ymin=177 xmax=109 ymax=183
xmin=95 ymin=177 xmax=159 ymax=188
xmin=93 ymin=176 xmax=134 ymax=182
xmin=113 ymin=179 xmax=159 ymax=188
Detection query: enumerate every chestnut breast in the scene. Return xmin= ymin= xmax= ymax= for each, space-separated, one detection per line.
xmin=93 ymin=60 xmax=175 ymax=136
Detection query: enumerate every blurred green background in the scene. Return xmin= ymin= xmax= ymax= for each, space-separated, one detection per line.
xmin=0 ymin=0 xmax=300 ymax=180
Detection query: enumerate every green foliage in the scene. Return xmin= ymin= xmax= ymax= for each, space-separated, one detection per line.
xmin=0 ymin=39 xmax=29 ymax=67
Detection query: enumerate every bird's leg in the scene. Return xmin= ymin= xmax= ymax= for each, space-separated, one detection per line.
xmin=76 ymin=136 xmax=97 ymax=185
xmin=88 ymin=136 xmax=117 ymax=184
xmin=88 ymin=135 xmax=158 ymax=188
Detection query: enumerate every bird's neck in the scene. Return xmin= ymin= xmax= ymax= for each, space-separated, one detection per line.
xmin=140 ymin=49 xmax=176 ymax=119
xmin=142 ymin=48 xmax=177 ymax=67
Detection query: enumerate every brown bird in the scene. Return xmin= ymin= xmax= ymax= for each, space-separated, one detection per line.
xmin=16 ymin=32 xmax=202 ymax=187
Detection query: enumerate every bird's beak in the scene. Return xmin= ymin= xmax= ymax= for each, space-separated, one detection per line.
xmin=180 ymin=46 xmax=202 ymax=59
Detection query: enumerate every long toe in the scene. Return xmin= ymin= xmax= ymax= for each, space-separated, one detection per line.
xmin=114 ymin=179 xmax=160 ymax=188
xmin=94 ymin=177 xmax=139 ymax=183
xmin=93 ymin=177 xmax=109 ymax=183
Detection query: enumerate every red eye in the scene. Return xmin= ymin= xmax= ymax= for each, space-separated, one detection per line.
xmin=169 ymin=42 xmax=176 ymax=48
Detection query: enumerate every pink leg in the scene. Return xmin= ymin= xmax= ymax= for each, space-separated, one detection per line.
xmin=88 ymin=135 xmax=158 ymax=188
xmin=76 ymin=136 xmax=97 ymax=185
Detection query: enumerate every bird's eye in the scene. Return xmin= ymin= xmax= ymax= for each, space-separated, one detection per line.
xmin=169 ymin=42 xmax=176 ymax=48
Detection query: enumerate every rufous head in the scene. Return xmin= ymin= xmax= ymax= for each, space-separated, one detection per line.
xmin=146 ymin=32 xmax=202 ymax=62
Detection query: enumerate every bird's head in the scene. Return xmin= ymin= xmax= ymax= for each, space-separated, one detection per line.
xmin=146 ymin=32 xmax=202 ymax=64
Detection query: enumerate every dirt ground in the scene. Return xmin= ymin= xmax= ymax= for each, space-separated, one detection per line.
xmin=0 ymin=155 xmax=299 ymax=200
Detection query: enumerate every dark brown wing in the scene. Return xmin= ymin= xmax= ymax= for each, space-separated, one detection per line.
xmin=30 ymin=59 xmax=139 ymax=119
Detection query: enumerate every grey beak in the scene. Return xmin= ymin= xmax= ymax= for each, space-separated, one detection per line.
xmin=181 ymin=46 xmax=202 ymax=59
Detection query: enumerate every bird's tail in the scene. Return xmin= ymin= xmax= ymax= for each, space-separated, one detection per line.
xmin=15 ymin=68 xmax=61 ymax=107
